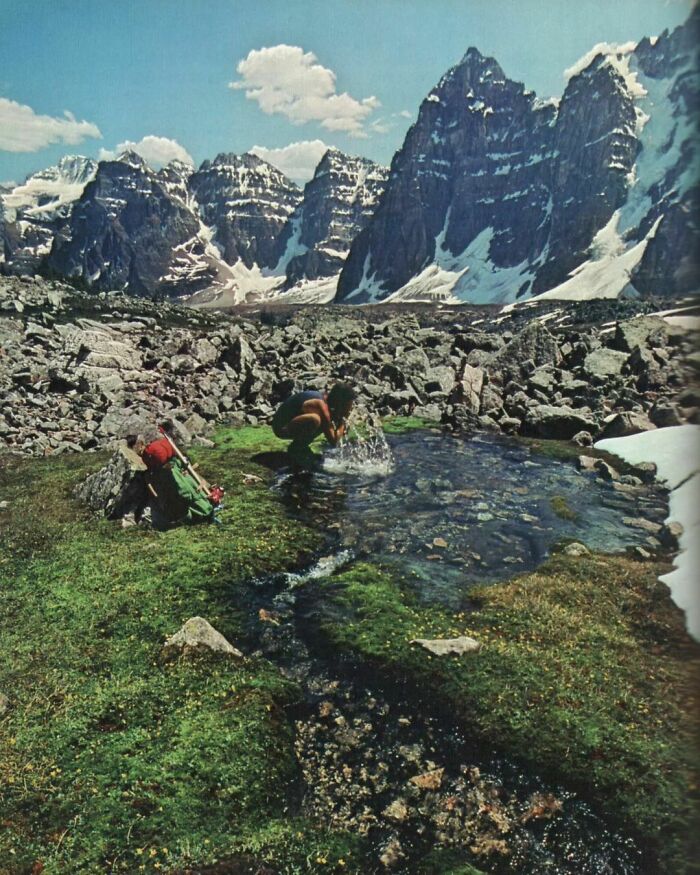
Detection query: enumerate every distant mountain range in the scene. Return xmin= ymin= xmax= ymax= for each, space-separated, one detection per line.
xmin=1 ymin=9 xmax=697 ymax=306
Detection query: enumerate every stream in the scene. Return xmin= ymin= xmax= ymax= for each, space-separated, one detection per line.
xmin=244 ymin=430 xmax=668 ymax=874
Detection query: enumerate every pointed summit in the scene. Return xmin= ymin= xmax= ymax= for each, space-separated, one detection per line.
xmin=113 ymin=150 xmax=150 ymax=171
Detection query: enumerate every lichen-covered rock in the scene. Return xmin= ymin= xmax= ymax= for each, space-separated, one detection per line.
xmin=74 ymin=444 xmax=147 ymax=518
xmin=460 ymin=364 xmax=484 ymax=413
xmin=583 ymin=348 xmax=629 ymax=379
xmin=612 ymin=316 xmax=669 ymax=353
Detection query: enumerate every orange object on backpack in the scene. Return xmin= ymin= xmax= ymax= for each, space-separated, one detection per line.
xmin=142 ymin=437 xmax=175 ymax=469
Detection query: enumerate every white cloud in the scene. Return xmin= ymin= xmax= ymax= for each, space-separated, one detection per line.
xmin=399 ymin=110 xmax=413 ymax=119
xmin=98 ymin=135 xmax=194 ymax=169
xmin=0 ymin=97 xmax=101 ymax=153
xmin=230 ymin=45 xmax=380 ymax=138
xmin=250 ymin=139 xmax=330 ymax=184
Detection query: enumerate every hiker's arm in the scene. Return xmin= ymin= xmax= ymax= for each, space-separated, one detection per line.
xmin=310 ymin=399 xmax=343 ymax=445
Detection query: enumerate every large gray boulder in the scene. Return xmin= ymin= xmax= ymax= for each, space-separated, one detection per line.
xmin=582 ymin=348 xmax=629 ymax=379
xmin=460 ymin=364 xmax=484 ymax=413
xmin=611 ymin=316 xmax=668 ymax=353
xmin=74 ymin=444 xmax=147 ymax=518
xmin=522 ymin=404 xmax=598 ymax=439
xmin=494 ymin=323 xmax=562 ymax=379
xmin=597 ymin=412 xmax=656 ymax=440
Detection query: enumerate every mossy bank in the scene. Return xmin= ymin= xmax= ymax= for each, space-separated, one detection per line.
xmin=2 ymin=423 xmax=699 ymax=874
xmin=0 ymin=426 xmax=367 ymax=874
xmin=309 ymin=555 xmax=700 ymax=873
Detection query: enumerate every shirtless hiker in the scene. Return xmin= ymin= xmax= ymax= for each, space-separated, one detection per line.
xmin=271 ymin=383 xmax=356 ymax=469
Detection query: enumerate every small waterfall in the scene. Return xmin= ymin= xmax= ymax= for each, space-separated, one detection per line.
xmin=283 ymin=548 xmax=354 ymax=589
xmin=322 ymin=411 xmax=394 ymax=477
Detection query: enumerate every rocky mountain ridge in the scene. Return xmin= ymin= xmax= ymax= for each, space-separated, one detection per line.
xmin=2 ymin=147 xmax=388 ymax=305
xmin=336 ymin=10 xmax=699 ymax=304
xmin=1 ymin=11 xmax=697 ymax=306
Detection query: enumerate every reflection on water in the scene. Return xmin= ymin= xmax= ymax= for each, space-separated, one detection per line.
xmin=278 ymin=431 xmax=656 ymax=609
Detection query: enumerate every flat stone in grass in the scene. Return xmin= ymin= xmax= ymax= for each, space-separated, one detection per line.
xmin=410 ymin=636 xmax=481 ymax=656
xmin=162 ymin=616 xmax=244 ymax=661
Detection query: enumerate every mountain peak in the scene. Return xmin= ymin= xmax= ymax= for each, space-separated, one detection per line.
xmin=112 ymin=150 xmax=150 ymax=170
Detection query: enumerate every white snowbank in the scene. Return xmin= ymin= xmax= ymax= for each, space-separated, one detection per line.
xmin=595 ymin=425 xmax=700 ymax=640
xmin=526 ymin=212 xmax=661 ymax=303
xmin=563 ymin=41 xmax=637 ymax=83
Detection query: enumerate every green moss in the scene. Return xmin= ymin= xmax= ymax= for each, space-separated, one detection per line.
xmin=382 ymin=415 xmax=441 ymax=435
xmin=0 ymin=428 xmax=373 ymax=873
xmin=417 ymin=848 xmax=486 ymax=875
xmin=550 ymin=494 xmax=579 ymax=521
xmin=313 ymin=556 xmax=700 ymax=873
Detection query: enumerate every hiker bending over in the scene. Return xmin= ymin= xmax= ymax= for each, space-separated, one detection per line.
xmin=271 ymin=383 xmax=355 ymax=468
xmin=127 ymin=433 xmax=215 ymax=527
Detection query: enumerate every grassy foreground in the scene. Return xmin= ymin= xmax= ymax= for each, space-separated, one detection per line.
xmin=0 ymin=427 xmax=366 ymax=874
xmin=2 ymin=422 xmax=699 ymax=873
xmin=312 ymin=555 xmax=700 ymax=873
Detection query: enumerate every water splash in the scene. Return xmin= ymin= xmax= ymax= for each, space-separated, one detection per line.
xmin=284 ymin=549 xmax=354 ymax=588
xmin=322 ymin=418 xmax=394 ymax=478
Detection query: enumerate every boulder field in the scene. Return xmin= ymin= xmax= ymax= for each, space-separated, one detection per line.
xmin=0 ymin=275 xmax=697 ymax=457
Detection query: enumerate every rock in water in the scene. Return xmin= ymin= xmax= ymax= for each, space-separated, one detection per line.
xmin=74 ymin=444 xmax=147 ymax=518
xmin=161 ymin=617 xmax=243 ymax=660
xmin=410 ymin=636 xmax=481 ymax=656
xmin=409 ymin=767 xmax=445 ymax=790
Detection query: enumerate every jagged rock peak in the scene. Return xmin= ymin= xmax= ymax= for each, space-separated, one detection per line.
xmin=199 ymin=151 xmax=285 ymax=176
xmin=111 ymin=150 xmax=150 ymax=170
xmin=435 ymin=46 xmax=509 ymax=90
xmin=49 ymin=155 xmax=98 ymax=183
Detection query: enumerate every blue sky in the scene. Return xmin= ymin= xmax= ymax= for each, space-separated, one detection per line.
xmin=0 ymin=0 xmax=693 ymax=184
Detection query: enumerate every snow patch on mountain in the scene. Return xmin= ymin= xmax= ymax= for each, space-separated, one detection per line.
xmin=1 ymin=156 xmax=96 ymax=221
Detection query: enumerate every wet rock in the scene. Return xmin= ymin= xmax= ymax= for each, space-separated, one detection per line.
xmin=383 ymin=798 xmax=410 ymax=822
xmin=410 ymin=768 xmax=445 ymax=791
xmin=379 ymin=837 xmax=405 ymax=868
xmin=161 ymin=617 xmax=243 ymax=660
xmin=572 ymin=430 xmax=594 ymax=446
xmin=410 ymin=637 xmax=481 ymax=656
xmin=520 ymin=791 xmax=564 ymax=823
